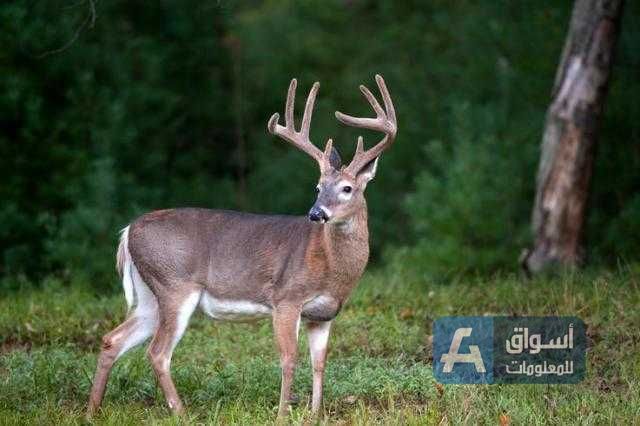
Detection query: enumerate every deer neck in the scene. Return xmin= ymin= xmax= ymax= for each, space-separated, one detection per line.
xmin=324 ymin=205 xmax=368 ymax=244
xmin=315 ymin=203 xmax=370 ymax=285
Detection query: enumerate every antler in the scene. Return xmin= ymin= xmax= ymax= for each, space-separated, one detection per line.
xmin=268 ymin=79 xmax=335 ymax=169
xmin=336 ymin=74 xmax=397 ymax=175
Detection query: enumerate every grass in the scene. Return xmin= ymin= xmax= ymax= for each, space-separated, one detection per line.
xmin=1 ymin=265 xmax=639 ymax=425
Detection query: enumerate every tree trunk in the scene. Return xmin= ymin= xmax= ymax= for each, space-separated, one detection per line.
xmin=522 ymin=0 xmax=624 ymax=274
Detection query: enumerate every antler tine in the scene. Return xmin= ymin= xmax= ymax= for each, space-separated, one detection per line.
xmin=323 ymin=138 xmax=334 ymax=159
xmin=336 ymin=74 xmax=397 ymax=175
xmin=354 ymin=136 xmax=364 ymax=156
xmin=284 ymin=78 xmax=297 ymax=129
xmin=360 ymin=84 xmax=385 ymax=117
xmin=376 ymin=74 xmax=396 ymax=125
xmin=301 ymin=82 xmax=319 ymax=140
xmin=268 ymin=79 xmax=325 ymax=164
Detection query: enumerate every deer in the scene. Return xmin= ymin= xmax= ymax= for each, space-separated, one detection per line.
xmin=86 ymin=74 xmax=397 ymax=420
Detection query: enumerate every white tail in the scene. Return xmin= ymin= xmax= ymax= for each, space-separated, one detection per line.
xmin=116 ymin=226 xmax=158 ymax=318
xmin=116 ymin=226 xmax=134 ymax=311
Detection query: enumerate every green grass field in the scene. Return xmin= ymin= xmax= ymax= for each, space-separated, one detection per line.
xmin=1 ymin=266 xmax=639 ymax=425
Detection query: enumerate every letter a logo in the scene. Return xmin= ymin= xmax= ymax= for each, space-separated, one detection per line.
xmin=434 ymin=317 xmax=493 ymax=383
xmin=440 ymin=327 xmax=486 ymax=373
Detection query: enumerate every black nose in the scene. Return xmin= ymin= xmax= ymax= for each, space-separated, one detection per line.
xmin=308 ymin=206 xmax=327 ymax=223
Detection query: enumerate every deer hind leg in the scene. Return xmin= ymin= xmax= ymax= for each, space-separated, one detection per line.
xmin=86 ymin=287 xmax=159 ymax=417
xmin=305 ymin=321 xmax=332 ymax=415
xmin=147 ymin=288 xmax=201 ymax=415
xmin=273 ymin=306 xmax=302 ymax=419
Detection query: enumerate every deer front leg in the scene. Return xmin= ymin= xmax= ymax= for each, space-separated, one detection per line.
xmin=305 ymin=321 xmax=332 ymax=415
xmin=272 ymin=306 xmax=302 ymax=419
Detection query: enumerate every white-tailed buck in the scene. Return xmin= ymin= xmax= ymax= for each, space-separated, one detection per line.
xmin=87 ymin=75 xmax=397 ymax=419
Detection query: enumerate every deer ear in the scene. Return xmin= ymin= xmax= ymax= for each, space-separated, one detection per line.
xmin=356 ymin=156 xmax=379 ymax=185
xmin=329 ymin=146 xmax=342 ymax=170
xmin=322 ymin=139 xmax=342 ymax=170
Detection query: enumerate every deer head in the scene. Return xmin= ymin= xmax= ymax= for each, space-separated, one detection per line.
xmin=268 ymin=75 xmax=397 ymax=224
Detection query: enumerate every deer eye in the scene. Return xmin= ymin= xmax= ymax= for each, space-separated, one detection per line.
xmin=342 ymin=186 xmax=352 ymax=194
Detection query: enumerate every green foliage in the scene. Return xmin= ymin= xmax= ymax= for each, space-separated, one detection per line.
xmin=1 ymin=0 xmax=237 ymax=285
xmin=1 ymin=268 xmax=639 ymax=423
xmin=400 ymin=101 xmax=535 ymax=276
xmin=1 ymin=0 xmax=639 ymax=284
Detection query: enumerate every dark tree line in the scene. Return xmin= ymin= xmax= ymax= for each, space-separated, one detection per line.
xmin=1 ymin=1 xmax=639 ymax=288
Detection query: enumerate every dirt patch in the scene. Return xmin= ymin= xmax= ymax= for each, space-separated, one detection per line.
xmin=0 ymin=338 xmax=32 ymax=354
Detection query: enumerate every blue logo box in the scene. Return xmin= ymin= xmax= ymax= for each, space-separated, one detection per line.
xmin=433 ymin=316 xmax=585 ymax=384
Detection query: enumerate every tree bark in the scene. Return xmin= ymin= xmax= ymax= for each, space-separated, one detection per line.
xmin=522 ymin=0 xmax=624 ymax=274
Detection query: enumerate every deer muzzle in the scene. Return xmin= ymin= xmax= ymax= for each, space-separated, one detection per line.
xmin=308 ymin=205 xmax=330 ymax=223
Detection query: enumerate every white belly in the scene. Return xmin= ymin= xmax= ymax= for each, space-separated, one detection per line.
xmin=199 ymin=292 xmax=272 ymax=321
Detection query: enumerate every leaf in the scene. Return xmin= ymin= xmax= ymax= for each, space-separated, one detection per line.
xmin=343 ymin=395 xmax=357 ymax=404
xmin=434 ymin=383 xmax=444 ymax=397
xmin=399 ymin=307 xmax=415 ymax=319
